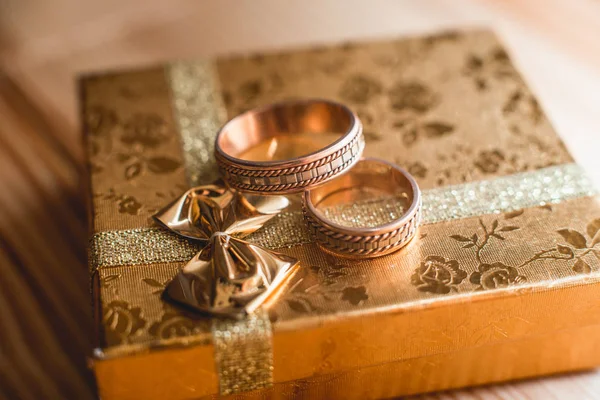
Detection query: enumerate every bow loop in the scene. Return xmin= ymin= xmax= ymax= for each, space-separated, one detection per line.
xmin=154 ymin=180 xmax=290 ymax=239
xmin=154 ymin=181 xmax=298 ymax=318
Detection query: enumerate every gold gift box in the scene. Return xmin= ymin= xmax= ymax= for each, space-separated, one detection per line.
xmin=84 ymin=30 xmax=600 ymax=399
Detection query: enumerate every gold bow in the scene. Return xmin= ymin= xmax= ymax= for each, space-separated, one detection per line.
xmin=153 ymin=181 xmax=298 ymax=318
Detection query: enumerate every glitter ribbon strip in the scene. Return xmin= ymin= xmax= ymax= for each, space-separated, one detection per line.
xmin=91 ymin=163 xmax=598 ymax=269
xmin=167 ymin=61 xmax=227 ymax=186
xmin=89 ymin=228 xmax=201 ymax=269
xmin=212 ymin=310 xmax=274 ymax=395
xmin=170 ymin=62 xmax=273 ymax=396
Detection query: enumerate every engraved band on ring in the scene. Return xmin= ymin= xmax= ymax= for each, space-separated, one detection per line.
xmin=303 ymin=158 xmax=422 ymax=258
xmin=215 ymin=99 xmax=364 ymax=195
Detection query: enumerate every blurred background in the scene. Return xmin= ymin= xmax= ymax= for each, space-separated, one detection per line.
xmin=1 ymin=1 xmax=600 ymax=399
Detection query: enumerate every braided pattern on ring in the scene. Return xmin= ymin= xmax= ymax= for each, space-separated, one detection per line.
xmin=224 ymin=157 xmax=356 ymax=193
xmin=216 ymin=131 xmax=362 ymax=178
xmin=219 ymin=132 xmax=365 ymax=193
xmin=303 ymin=201 xmax=421 ymax=257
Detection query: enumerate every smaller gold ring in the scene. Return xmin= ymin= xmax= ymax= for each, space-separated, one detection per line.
xmin=303 ymin=158 xmax=421 ymax=258
xmin=215 ymin=99 xmax=364 ymax=195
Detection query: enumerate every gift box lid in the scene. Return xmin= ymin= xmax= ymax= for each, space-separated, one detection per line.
xmin=83 ymin=29 xmax=600 ymax=399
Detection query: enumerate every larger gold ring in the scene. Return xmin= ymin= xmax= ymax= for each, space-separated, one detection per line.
xmin=303 ymin=158 xmax=421 ymax=258
xmin=215 ymin=99 xmax=364 ymax=195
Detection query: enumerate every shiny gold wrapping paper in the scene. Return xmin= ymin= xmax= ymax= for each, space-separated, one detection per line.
xmin=83 ymin=30 xmax=600 ymax=399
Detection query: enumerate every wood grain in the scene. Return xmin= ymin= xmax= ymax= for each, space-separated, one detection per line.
xmin=1 ymin=1 xmax=599 ymax=398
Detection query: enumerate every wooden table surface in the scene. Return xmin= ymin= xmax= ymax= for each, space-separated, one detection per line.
xmin=1 ymin=1 xmax=600 ymax=398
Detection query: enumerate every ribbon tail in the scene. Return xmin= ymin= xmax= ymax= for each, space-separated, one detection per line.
xmin=225 ymin=237 xmax=299 ymax=312
xmin=164 ymin=251 xmax=213 ymax=313
xmin=241 ymin=245 xmax=299 ymax=315
xmin=166 ymin=235 xmax=298 ymax=318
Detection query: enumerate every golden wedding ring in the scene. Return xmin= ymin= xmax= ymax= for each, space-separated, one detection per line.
xmin=303 ymin=158 xmax=421 ymax=258
xmin=215 ymin=99 xmax=364 ymax=195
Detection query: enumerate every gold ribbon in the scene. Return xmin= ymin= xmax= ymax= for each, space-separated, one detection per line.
xmin=167 ymin=61 xmax=227 ymax=186
xmin=152 ymin=182 xmax=298 ymax=318
xmin=90 ymin=163 xmax=598 ymax=269
xmin=172 ymin=62 xmax=277 ymax=395
xmin=212 ymin=309 xmax=274 ymax=395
